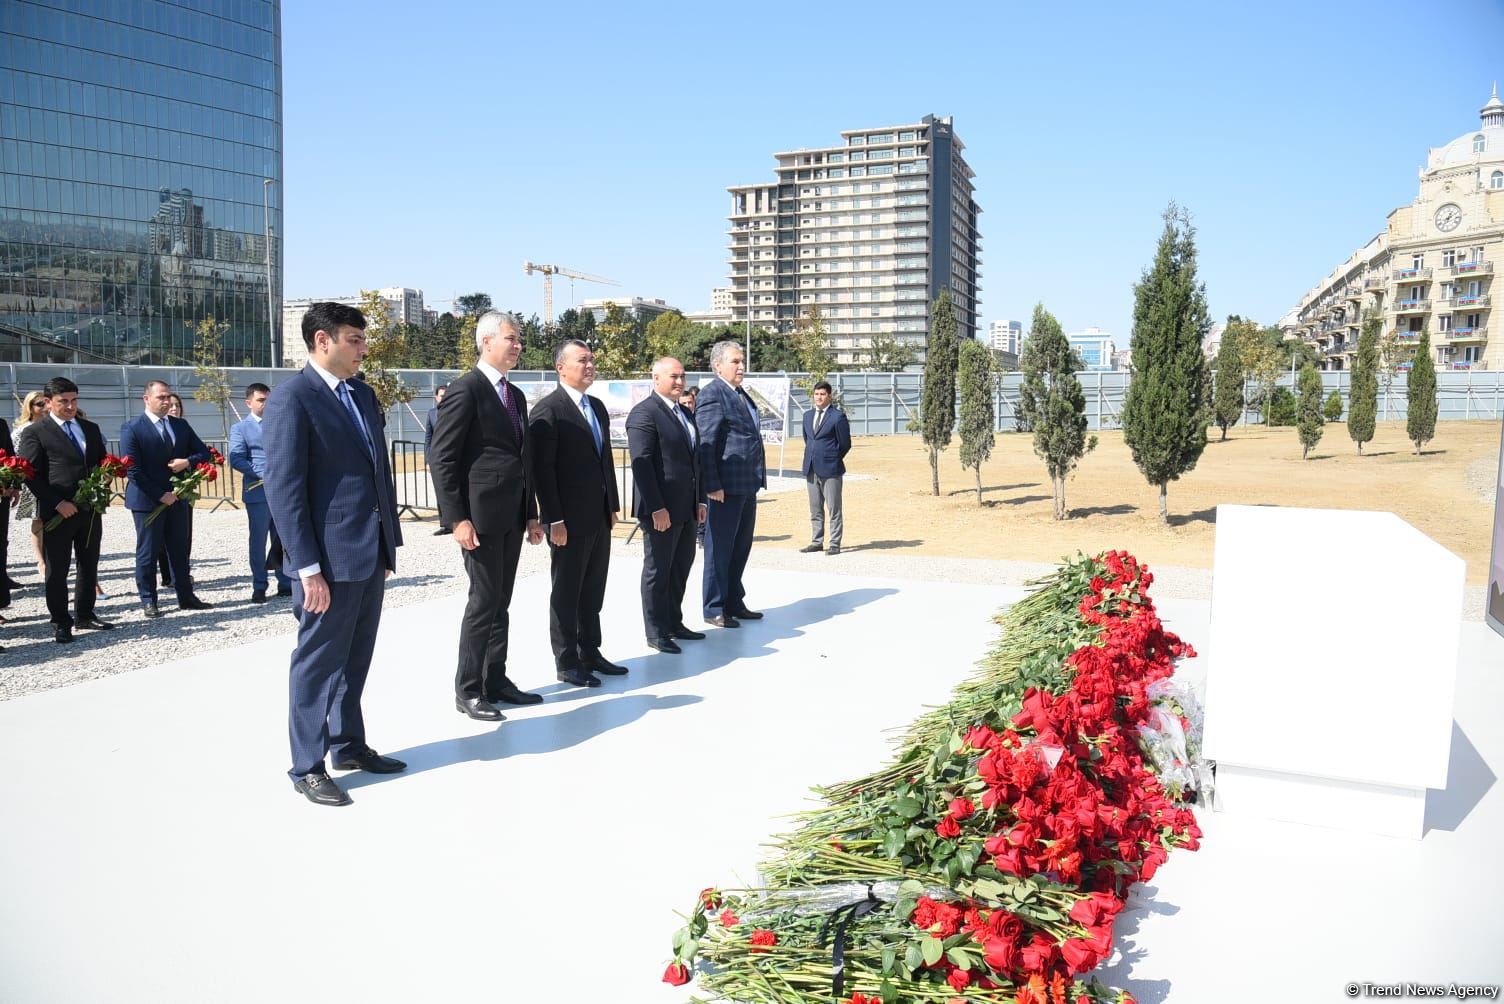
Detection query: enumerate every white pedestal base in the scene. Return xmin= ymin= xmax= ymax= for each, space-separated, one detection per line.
xmin=1214 ymin=764 xmax=1427 ymax=840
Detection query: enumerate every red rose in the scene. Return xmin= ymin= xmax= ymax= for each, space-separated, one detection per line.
xmin=982 ymin=935 xmax=1017 ymax=972
xmin=698 ymin=887 xmax=720 ymax=911
xmin=948 ymin=797 xmax=976 ymax=820
xmin=748 ymin=928 xmax=777 ymax=953
xmin=936 ymin=815 xmax=962 ymax=839
xmin=662 ymin=962 xmax=690 ymax=986
xmin=719 ymin=908 xmax=740 ymax=927
xmin=947 ymin=967 xmax=973 ymax=992
xmin=1060 ymin=937 xmax=1100 ymax=972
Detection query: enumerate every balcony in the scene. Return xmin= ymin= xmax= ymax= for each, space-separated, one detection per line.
xmin=1450 ymin=260 xmax=1493 ymax=277
xmin=1393 ymin=299 xmax=1430 ymax=314
xmin=1446 ymin=293 xmax=1490 ymax=309
xmin=1364 ymin=277 xmax=1388 ymax=291
xmin=1391 ymin=268 xmax=1432 ymax=283
xmin=1344 ymin=287 xmax=1363 ymax=301
xmin=1394 ymin=331 xmax=1423 ymax=344
xmin=1444 ymin=328 xmax=1486 ymax=342
xmin=1450 ymin=361 xmax=1481 ymax=370
xmin=1323 ymin=344 xmax=1348 ymax=358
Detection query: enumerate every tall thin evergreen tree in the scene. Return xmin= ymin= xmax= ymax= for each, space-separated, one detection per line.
xmin=956 ymin=339 xmax=996 ymax=505
xmin=1211 ymin=325 xmax=1244 ymax=441
xmin=919 ymin=290 xmax=960 ymax=496
xmin=1018 ymin=303 xmax=1095 ymax=520
xmin=1347 ymin=311 xmax=1380 ymax=454
xmin=1122 ymin=204 xmax=1210 ymax=523
xmin=1406 ymin=330 xmax=1438 ymax=455
xmin=1296 ymin=364 xmax=1325 ymax=459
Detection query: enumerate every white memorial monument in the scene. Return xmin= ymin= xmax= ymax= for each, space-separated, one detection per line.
xmin=1203 ymin=504 xmax=1464 ymax=839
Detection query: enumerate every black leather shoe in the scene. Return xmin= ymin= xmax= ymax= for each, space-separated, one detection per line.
xmin=250 ymin=589 xmax=267 ymax=603
xmin=556 ymin=667 xmax=602 ymax=688
xmin=671 ymin=625 xmax=706 ymax=640
xmin=54 ymin=625 xmax=74 ymax=643
xmin=331 ymin=749 xmax=407 ymax=774
xmin=76 ymin=615 xmax=114 ymax=630
xmin=491 ymin=680 xmax=544 ymax=706
xmin=276 ymin=585 xmax=294 ymax=598
xmin=706 ymin=615 xmax=740 ymax=628
xmin=178 ymin=596 xmax=214 ymax=610
xmin=455 ymin=697 xmax=505 ymax=722
xmin=647 ymin=637 xmax=682 ymax=654
xmin=586 ymin=656 xmax=628 ymax=676
xmin=4 ymin=576 xmax=24 ymax=589
xmin=433 ymin=526 xmax=452 ymax=536
xmin=293 ymin=772 xmax=351 ymax=806
xmin=142 ymin=602 xmax=162 ymax=619
xmin=800 ymin=543 xmax=823 ymax=553
xmin=827 ymin=546 xmax=841 ymax=556
xmin=730 ymin=608 xmax=763 ymax=620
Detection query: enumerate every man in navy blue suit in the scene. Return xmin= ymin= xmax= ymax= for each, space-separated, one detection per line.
xmin=119 ymin=380 xmax=215 ymax=617
xmin=799 ymin=380 xmax=852 ymax=556
xmin=228 ymin=382 xmax=291 ymax=603
xmin=695 ymin=340 xmax=767 ymax=628
xmin=263 ymin=302 xmax=406 ymax=807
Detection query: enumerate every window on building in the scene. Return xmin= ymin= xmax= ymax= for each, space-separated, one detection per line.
xmin=1439 ymin=314 xmax=1452 ymax=332
xmin=1443 ymin=249 xmax=1457 ymax=267
xmin=1474 ymin=134 xmax=1487 ymax=153
xmin=1492 ymin=171 xmax=1503 ymax=189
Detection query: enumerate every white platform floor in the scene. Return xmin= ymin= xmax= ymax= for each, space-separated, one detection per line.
xmin=1 ymin=558 xmax=1501 ymax=1003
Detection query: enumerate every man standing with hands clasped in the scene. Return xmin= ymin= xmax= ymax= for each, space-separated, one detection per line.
xmin=263 ymin=302 xmax=405 ymax=807
xmin=529 ymin=339 xmax=625 ymax=688
xmin=799 ymin=380 xmax=852 ymax=555
xmin=627 ymin=357 xmax=706 ymax=654
xmin=695 ymin=340 xmax=766 ymax=628
xmin=429 ymin=311 xmax=545 ymax=722
xmin=229 ymin=382 xmax=292 ymax=603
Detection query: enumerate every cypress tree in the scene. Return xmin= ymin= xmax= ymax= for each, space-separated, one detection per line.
xmin=1212 ymin=325 xmax=1244 ymax=441
xmin=1122 ymin=204 xmax=1210 ymax=523
xmin=1323 ymin=389 xmax=1344 ymax=423
xmin=956 ymin=339 xmax=996 ymax=505
xmin=919 ymin=290 xmax=960 ymax=496
xmin=1297 ymin=364 xmax=1325 ymax=459
xmin=1018 ymin=303 xmax=1096 ymax=520
xmin=1406 ymin=330 xmax=1438 ymax=454
xmin=1348 ymin=311 xmax=1379 ymax=453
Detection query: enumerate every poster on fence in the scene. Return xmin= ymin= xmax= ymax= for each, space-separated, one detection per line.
xmin=512 ymin=379 xmax=652 ymax=449
xmin=1488 ymin=414 xmax=1504 ymax=638
xmin=741 ymin=376 xmax=790 ymax=445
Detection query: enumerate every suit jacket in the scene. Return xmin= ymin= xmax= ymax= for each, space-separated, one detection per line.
xmin=429 ymin=367 xmax=537 ymax=535
xmin=626 ymin=394 xmax=703 ymax=522
xmin=17 ymin=415 xmax=108 ymax=519
xmin=228 ymin=415 xmax=271 ymax=504
xmin=119 ymin=412 xmax=212 ymax=512
xmin=694 ymin=377 xmax=766 ymax=497
xmin=801 ymin=405 xmax=852 ymax=479
xmin=528 ymin=385 xmax=620 ymax=531
xmin=424 ymin=406 xmax=439 ymax=450
xmin=262 ymin=364 xmax=402 ymax=582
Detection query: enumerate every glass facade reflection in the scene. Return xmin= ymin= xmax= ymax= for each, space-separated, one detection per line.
xmin=0 ymin=0 xmax=283 ymax=366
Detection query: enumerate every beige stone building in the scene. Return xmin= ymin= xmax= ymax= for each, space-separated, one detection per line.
xmin=1286 ymin=88 xmax=1503 ymax=372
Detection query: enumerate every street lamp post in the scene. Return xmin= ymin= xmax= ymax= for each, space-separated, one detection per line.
xmin=263 ymin=178 xmax=276 ymax=365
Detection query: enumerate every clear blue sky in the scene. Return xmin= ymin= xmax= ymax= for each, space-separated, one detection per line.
xmin=282 ymin=0 xmax=1504 ymax=344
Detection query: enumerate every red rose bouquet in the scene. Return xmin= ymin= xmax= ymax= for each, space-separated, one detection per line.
xmin=144 ymin=460 xmax=218 ymax=526
xmin=0 ymin=449 xmax=35 ymax=493
xmin=44 ymin=454 xmax=132 ymax=541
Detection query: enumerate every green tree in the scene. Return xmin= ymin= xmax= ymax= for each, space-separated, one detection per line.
xmin=190 ymin=316 xmax=233 ymax=439
xmin=517 ymin=310 xmax=553 ymax=370
xmin=956 ymin=338 xmax=996 ymax=505
xmin=456 ymin=292 xmax=493 ymax=317
xmin=644 ymin=311 xmax=698 ymax=363
xmin=919 ymin=290 xmax=960 ymax=497
xmin=1211 ymin=323 xmax=1244 ymax=441
xmin=358 ymin=290 xmax=414 ymax=412
xmin=592 ymin=301 xmax=642 ymax=377
xmin=791 ymin=304 xmax=838 ymax=393
xmin=1296 ymin=364 xmax=1325 ymax=459
xmin=1122 ymin=203 xmax=1210 ymax=523
xmin=1323 ymin=388 xmax=1343 ymax=423
xmin=1348 ymin=311 xmax=1380 ymax=453
xmin=1406 ymin=331 xmax=1437 ymax=455
xmin=457 ymin=313 xmax=479 ymax=370
xmin=1232 ymin=318 xmax=1281 ymax=422
xmin=1265 ymin=385 xmax=1297 ymax=426
xmin=860 ymin=332 xmax=917 ymax=371
xmin=1018 ymin=303 xmax=1096 ymax=520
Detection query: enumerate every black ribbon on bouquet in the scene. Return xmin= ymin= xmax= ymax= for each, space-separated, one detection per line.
xmin=817 ymin=883 xmax=881 ymax=1000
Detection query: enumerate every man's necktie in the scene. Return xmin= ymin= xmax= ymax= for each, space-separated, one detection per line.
xmin=814 ymin=409 xmax=825 ymax=434
xmin=336 ymin=381 xmax=375 ymax=458
xmin=581 ymin=396 xmax=602 ymax=453
xmin=676 ymin=404 xmax=695 ymax=445
xmin=65 ymin=420 xmax=85 ymax=456
xmin=498 ymin=377 xmax=523 ymax=439
xmin=738 ymin=387 xmax=759 ymax=427
xmin=157 ymin=418 xmax=172 ymax=444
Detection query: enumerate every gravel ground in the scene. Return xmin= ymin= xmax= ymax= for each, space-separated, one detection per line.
xmin=1 ymin=498 xmax=1489 ymax=702
xmin=1464 ymin=455 xmax=1499 ymax=505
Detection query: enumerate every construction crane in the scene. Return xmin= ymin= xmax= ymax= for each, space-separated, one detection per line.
xmin=522 ymin=261 xmax=620 ymax=326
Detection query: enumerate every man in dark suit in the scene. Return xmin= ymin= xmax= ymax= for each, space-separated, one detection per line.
xmin=263 ymin=302 xmax=406 ymax=807
xmin=228 ymin=382 xmax=291 ymax=603
xmin=695 ymin=340 xmax=767 ymax=628
xmin=17 ymin=377 xmax=113 ymax=642
xmin=799 ymin=380 xmax=853 ymax=556
xmin=119 ymin=380 xmax=215 ymax=617
xmin=430 ymin=311 xmax=545 ymax=721
xmin=529 ymin=339 xmax=625 ymax=687
xmin=425 ymin=384 xmax=453 ymax=537
xmin=627 ymin=357 xmax=707 ymax=654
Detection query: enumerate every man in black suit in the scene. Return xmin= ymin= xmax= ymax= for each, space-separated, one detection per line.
xmin=430 ymin=311 xmax=545 ymax=721
xmin=627 ymin=357 xmax=707 ymax=654
xmin=17 ymin=377 xmax=113 ymax=643
xmin=425 ymin=383 xmax=453 ymax=537
xmin=799 ymin=380 xmax=853 ymax=555
xmin=528 ymin=339 xmax=625 ymax=687
xmin=696 ymin=340 xmax=767 ymax=627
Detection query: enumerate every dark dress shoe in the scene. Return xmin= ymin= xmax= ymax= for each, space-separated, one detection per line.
xmin=705 ymin=615 xmax=740 ymax=628
xmin=161 ymin=575 xmax=173 ymax=588
xmin=250 ymin=589 xmax=267 ymax=603
xmin=293 ymin=772 xmax=351 ymax=806
xmin=433 ymin=526 xmax=452 ymax=536
xmin=276 ymin=586 xmax=293 ymax=598
xmin=799 ymin=543 xmax=823 ymax=553
xmin=586 ymin=655 xmax=628 ymax=676
xmin=730 ymin=608 xmax=763 ymax=620
xmin=178 ymin=596 xmax=214 ymax=610
xmin=556 ymin=667 xmax=602 ymax=688
xmin=827 ymin=545 xmax=841 ymax=555
xmin=455 ymin=697 xmax=505 ymax=722
xmin=671 ymin=625 xmax=706 ymax=640
xmin=331 ymin=749 xmax=407 ymax=774
xmin=491 ymin=680 xmax=543 ymax=706
xmin=142 ymin=602 xmax=162 ymax=619
xmin=647 ymin=637 xmax=682 ymax=654
xmin=5 ymin=576 xmax=24 ymax=589
xmin=54 ymin=625 xmax=74 ymax=643
xmin=75 ymin=616 xmax=114 ymax=630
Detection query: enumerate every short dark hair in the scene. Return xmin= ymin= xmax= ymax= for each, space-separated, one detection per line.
xmin=44 ymin=377 xmax=78 ymax=397
xmin=435 ymin=382 xmax=449 ymax=394
xmin=554 ymin=338 xmax=590 ymax=366
xmin=812 ymin=380 xmax=832 ymax=394
xmin=301 ymin=302 xmax=367 ymax=349
xmin=681 ymin=386 xmax=698 ymax=398
xmin=245 ymin=382 xmax=271 ymax=397
xmin=144 ymin=379 xmax=170 ymax=395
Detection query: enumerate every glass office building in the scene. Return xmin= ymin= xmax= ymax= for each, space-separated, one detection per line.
xmin=0 ymin=0 xmax=283 ymax=366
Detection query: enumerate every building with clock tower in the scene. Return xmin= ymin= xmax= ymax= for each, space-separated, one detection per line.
xmin=1285 ymin=87 xmax=1504 ymax=373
